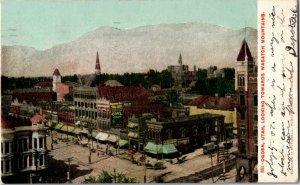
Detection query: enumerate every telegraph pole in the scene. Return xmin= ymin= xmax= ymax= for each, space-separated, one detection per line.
xmin=210 ymin=152 xmax=214 ymax=183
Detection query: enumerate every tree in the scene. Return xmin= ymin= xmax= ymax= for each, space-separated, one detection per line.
xmin=160 ymin=70 xmax=174 ymax=88
xmin=167 ymin=90 xmax=180 ymax=106
xmin=64 ymin=94 xmax=73 ymax=101
xmin=84 ymin=171 xmax=137 ymax=183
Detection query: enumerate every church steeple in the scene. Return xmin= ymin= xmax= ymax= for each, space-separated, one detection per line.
xmin=178 ymin=53 xmax=182 ymax=65
xmin=95 ymin=51 xmax=101 ymax=74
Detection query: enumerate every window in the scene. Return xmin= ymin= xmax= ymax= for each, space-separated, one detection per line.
xmin=205 ymin=125 xmax=210 ymax=134
xmin=1 ymin=160 xmax=3 ymax=173
xmin=240 ymin=110 xmax=245 ymax=120
xmin=238 ymin=75 xmax=245 ymax=86
xmin=39 ymin=138 xmax=43 ymax=148
xmin=253 ymin=94 xmax=258 ymax=106
xmin=240 ymin=125 xmax=246 ymax=136
xmin=254 ymin=144 xmax=258 ymax=153
xmin=180 ymin=128 xmax=186 ymax=138
xmin=1 ymin=143 xmax=3 ymax=154
xmin=24 ymin=156 xmax=28 ymax=168
xmin=34 ymin=138 xmax=37 ymax=149
xmin=5 ymin=142 xmax=9 ymax=154
xmin=254 ymin=126 xmax=258 ymax=136
xmin=240 ymin=139 xmax=246 ymax=153
xmin=5 ymin=160 xmax=10 ymax=172
xmin=254 ymin=114 xmax=258 ymax=121
xmin=192 ymin=126 xmax=198 ymax=136
xmin=24 ymin=139 xmax=28 ymax=151
xmin=240 ymin=94 xmax=245 ymax=105
xmin=29 ymin=155 xmax=32 ymax=166
xmin=166 ymin=129 xmax=172 ymax=139
xmin=40 ymin=155 xmax=44 ymax=166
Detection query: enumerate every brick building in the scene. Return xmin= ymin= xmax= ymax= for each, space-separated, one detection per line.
xmin=145 ymin=113 xmax=225 ymax=155
xmin=234 ymin=39 xmax=258 ymax=182
xmin=97 ymin=85 xmax=163 ymax=130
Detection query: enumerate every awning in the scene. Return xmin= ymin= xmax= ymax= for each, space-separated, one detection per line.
xmin=128 ymin=131 xmax=139 ymax=138
xmin=144 ymin=142 xmax=178 ymax=155
xmin=117 ymin=139 xmax=128 ymax=147
xmin=60 ymin=125 xmax=76 ymax=133
xmin=107 ymin=134 xmax=118 ymax=143
xmin=127 ymin=122 xmax=138 ymax=128
xmin=144 ymin=142 xmax=162 ymax=155
xmin=161 ymin=144 xmax=178 ymax=154
xmin=72 ymin=128 xmax=81 ymax=135
xmin=95 ymin=132 xmax=109 ymax=141
xmin=91 ymin=131 xmax=98 ymax=138
xmin=54 ymin=123 xmax=64 ymax=130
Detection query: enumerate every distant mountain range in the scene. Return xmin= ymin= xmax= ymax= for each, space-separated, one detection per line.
xmin=2 ymin=22 xmax=257 ymax=77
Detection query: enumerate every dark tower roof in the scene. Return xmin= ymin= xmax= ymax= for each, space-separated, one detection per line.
xmin=95 ymin=52 xmax=101 ymax=70
xmin=53 ymin=68 xmax=61 ymax=76
xmin=237 ymin=39 xmax=253 ymax=61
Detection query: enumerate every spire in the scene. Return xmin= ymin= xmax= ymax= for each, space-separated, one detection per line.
xmin=236 ymin=39 xmax=253 ymax=61
xmin=53 ymin=68 xmax=61 ymax=76
xmin=178 ymin=53 xmax=182 ymax=65
xmin=95 ymin=51 xmax=101 ymax=74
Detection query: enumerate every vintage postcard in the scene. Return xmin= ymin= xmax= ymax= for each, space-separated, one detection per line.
xmin=1 ymin=0 xmax=298 ymax=183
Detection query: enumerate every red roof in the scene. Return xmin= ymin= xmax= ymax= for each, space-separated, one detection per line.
xmin=14 ymin=91 xmax=55 ymax=103
xmin=189 ymin=96 xmax=236 ymax=111
xmin=53 ymin=68 xmax=61 ymax=76
xmin=31 ymin=114 xmax=46 ymax=123
xmin=1 ymin=114 xmax=32 ymax=128
xmin=98 ymin=85 xmax=148 ymax=102
xmin=237 ymin=39 xmax=253 ymax=61
xmin=95 ymin=52 xmax=101 ymax=70
xmin=34 ymin=81 xmax=53 ymax=88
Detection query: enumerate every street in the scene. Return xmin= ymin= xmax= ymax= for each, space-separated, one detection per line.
xmin=47 ymin=131 xmax=238 ymax=183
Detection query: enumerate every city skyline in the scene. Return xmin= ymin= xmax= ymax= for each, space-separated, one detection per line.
xmin=2 ymin=0 xmax=257 ymax=50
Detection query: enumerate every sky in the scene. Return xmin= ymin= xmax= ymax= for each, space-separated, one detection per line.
xmin=2 ymin=0 xmax=257 ymax=50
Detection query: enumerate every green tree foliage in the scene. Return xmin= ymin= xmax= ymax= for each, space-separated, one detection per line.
xmin=90 ymin=70 xmax=174 ymax=89
xmin=64 ymin=94 xmax=73 ymax=101
xmin=1 ymin=75 xmax=51 ymax=89
xmin=192 ymin=68 xmax=235 ymax=97
xmin=61 ymin=74 xmax=79 ymax=83
xmin=84 ymin=171 xmax=137 ymax=183
xmin=167 ymin=90 xmax=180 ymax=106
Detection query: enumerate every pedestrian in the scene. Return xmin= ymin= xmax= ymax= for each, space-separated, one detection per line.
xmin=97 ymin=151 xmax=100 ymax=157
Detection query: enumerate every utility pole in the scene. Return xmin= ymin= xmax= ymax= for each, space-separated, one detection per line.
xmin=210 ymin=152 xmax=214 ymax=183
xmin=67 ymin=158 xmax=72 ymax=183
xmin=144 ymin=154 xmax=147 ymax=183
xmin=114 ymin=168 xmax=116 ymax=183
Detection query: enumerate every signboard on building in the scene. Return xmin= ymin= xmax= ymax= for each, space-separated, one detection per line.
xmin=111 ymin=109 xmax=124 ymax=128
